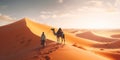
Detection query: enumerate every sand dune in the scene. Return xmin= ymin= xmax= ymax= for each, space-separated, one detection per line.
xmin=111 ymin=34 xmax=120 ymax=38
xmin=0 ymin=18 xmax=42 ymax=60
xmin=63 ymin=29 xmax=79 ymax=33
xmin=50 ymin=45 xmax=110 ymax=60
xmin=64 ymin=29 xmax=120 ymax=60
xmin=0 ymin=18 xmax=112 ymax=60
xmin=92 ymin=30 xmax=120 ymax=38
xmin=76 ymin=31 xmax=119 ymax=42
xmin=94 ymin=50 xmax=120 ymax=60
xmin=93 ymin=40 xmax=120 ymax=49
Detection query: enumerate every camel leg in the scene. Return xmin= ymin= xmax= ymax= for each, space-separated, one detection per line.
xmin=61 ymin=38 xmax=63 ymax=44
xmin=60 ymin=37 xmax=65 ymax=44
xmin=63 ymin=38 xmax=65 ymax=44
xmin=57 ymin=37 xmax=60 ymax=43
xmin=64 ymin=38 xmax=65 ymax=44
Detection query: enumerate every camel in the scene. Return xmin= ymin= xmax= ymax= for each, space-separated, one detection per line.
xmin=51 ymin=28 xmax=65 ymax=44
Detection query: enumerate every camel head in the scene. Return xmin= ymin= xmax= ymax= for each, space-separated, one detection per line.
xmin=51 ymin=28 xmax=55 ymax=31
xmin=51 ymin=28 xmax=56 ymax=35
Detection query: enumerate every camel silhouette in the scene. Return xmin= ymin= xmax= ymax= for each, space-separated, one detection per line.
xmin=51 ymin=28 xmax=65 ymax=44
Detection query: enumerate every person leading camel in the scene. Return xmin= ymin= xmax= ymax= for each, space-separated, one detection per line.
xmin=41 ymin=32 xmax=46 ymax=48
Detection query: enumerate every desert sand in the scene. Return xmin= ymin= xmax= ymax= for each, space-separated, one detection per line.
xmin=0 ymin=18 xmax=119 ymax=60
xmin=76 ymin=31 xmax=120 ymax=42
xmin=111 ymin=34 xmax=120 ymax=38
xmin=50 ymin=45 xmax=109 ymax=60
xmin=64 ymin=29 xmax=120 ymax=60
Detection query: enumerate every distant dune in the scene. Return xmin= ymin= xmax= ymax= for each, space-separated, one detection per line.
xmin=64 ymin=29 xmax=120 ymax=60
xmin=93 ymin=40 xmax=120 ymax=49
xmin=76 ymin=31 xmax=119 ymax=42
xmin=94 ymin=51 xmax=120 ymax=60
xmin=0 ymin=18 xmax=112 ymax=60
xmin=63 ymin=29 xmax=79 ymax=33
xmin=111 ymin=34 xmax=120 ymax=38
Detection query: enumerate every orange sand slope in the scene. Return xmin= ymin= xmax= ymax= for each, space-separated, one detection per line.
xmin=0 ymin=18 xmax=111 ymax=60
xmin=0 ymin=18 xmax=42 ymax=60
xmin=50 ymin=45 xmax=110 ymax=60
xmin=111 ymin=34 xmax=120 ymax=38
xmin=65 ymin=29 xmax=120 ymax=60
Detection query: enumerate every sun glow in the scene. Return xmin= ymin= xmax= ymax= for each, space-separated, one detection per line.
xmin=87 ymin=20 xmax=109 ymax=29
xmin=86 ymin=14 xmax=109 ymax=29
xmin=75 ymin=11 xmax=119 ymax=29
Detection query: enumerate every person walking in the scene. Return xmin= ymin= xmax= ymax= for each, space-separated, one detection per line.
xmin=41 ymin=32 xmax=46 ymax=48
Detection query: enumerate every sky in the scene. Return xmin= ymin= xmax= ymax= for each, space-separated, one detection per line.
xmin=0 ymin=0 xmax=120 ymax=29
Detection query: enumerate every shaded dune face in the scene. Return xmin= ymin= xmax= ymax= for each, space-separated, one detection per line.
xmin=76 ymin=31 xmax=119 ymax=42
xmin=95 ymin=51 xmax=120 ymax=60
xmin=111 ymin=34 xmax=120 ymax=38
xmin=93 ymin=40 xmax=120 ymax=49
xmin=0 ymin=19 xmax=41 ymax=60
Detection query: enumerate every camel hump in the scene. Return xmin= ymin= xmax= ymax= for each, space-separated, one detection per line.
xmin=57 ymin=28 xmax=63 ymax=34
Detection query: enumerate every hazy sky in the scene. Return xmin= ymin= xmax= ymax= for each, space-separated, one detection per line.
xmin=0 ymin=0 xmax=120 ymax=29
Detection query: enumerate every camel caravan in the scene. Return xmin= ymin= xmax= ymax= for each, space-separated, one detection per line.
xmin=40 ymin=28 xmax=65 ymax=48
